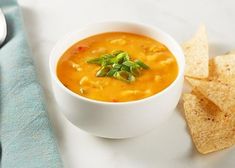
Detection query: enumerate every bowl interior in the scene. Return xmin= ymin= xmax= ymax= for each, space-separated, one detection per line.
xmin=50 ymin=21 xmax=185 ymax=104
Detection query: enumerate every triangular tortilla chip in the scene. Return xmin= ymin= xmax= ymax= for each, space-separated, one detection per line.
xmin=183 ymin=92 xmax=235 ymax=154
xmin=182 ymin=25 xmax=209 ymax=78
xmin=186 ymin=77 xmax=235 ymax=112
xmin=209 ymin=54 xmax=235 ymax=85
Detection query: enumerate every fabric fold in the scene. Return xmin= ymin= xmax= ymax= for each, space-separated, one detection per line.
xmin=0 ymin=0 xmax=62 ymax=167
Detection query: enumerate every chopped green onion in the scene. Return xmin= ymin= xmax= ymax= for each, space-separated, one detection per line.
xmin=116 ymin=52 xmax=129 ymax=63
xmin=112 ymin=63 xmax=122 ymax=69
xmin=130 ymin=66 xmax=140 ymax=76
xmin=86 ymin=57 xmax=103 ymax=64
xmin=122 ymin=60 xmax=136 ymax=67
xmin=121 ymin=64 xmax=130 ymax=72
xmin=135 ymin=59 xmax=149 ymax=69
xmin=107 ymin=68 xmax=118 ymax=77
xmin=87 ymin=50 xmax=150 ymax=83
xmin=96 ymin=66 xmax=111 ymax=77
xmin=103 ymin=54 xmax=115 ymax=59
xmin=113 ymin=71 xmax=135 ymax=83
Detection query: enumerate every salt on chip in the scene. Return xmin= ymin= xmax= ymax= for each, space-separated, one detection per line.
xmin=182 ymin=25 xmax=209 ymax=78
xmin=186 ymin=77 xmax=235 ymax=113
xmin=183 ymin=92 xmax=235 ymax=154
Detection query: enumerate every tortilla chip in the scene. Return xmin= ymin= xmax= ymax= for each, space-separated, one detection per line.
xmin=208 ymin=59 xmax=216 ymax=78
xmin=183 ymin=92 xmax=235 ymax=154
xmin=209 ymin=54 xmax=235 ymax=85
xmin=186 ymin=77 xmax=235 ymax=112
xmin=182 ymin=25 xmax=209 ymax=78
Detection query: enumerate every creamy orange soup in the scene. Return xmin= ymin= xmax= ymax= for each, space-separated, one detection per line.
xmin=57 ymin=32 xmax=178 ymax=102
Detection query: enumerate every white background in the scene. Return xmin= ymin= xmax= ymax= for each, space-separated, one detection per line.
xmin=18 ymin=0 xmax=235 ymax=167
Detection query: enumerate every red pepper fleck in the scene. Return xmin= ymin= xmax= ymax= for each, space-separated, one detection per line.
xmin=77 ymin=45 xmax=89 ymax=52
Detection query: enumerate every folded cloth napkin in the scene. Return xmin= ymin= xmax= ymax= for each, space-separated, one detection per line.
xmin=0 ymin=0 xmax=63 ymax=167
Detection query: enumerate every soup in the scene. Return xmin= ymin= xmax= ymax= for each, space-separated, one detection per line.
xmin=57 ymin=32 xmax=178 ymax=102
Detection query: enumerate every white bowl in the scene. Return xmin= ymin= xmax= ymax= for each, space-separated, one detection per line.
xmin=49 ymin=21 xmax=185 ymax=139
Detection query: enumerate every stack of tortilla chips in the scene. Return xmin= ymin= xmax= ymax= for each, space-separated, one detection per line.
xmin=182 ymin=25 xmax=235 ymax=154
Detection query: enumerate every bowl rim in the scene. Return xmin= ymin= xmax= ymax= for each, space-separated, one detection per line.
xmin=49 ymin=21 xmax=185 ymax=106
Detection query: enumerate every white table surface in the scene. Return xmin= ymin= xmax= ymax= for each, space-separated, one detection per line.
xmin=18 ymin=0 xmax=235 ymax=167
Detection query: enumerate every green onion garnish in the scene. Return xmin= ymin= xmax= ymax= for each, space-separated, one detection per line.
xmin=87 ymin=50 xmax=150 ymax=83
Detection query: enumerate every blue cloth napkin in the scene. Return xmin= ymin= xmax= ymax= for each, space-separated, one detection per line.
xmin=0 ymin=0 xmax=63 ymax=167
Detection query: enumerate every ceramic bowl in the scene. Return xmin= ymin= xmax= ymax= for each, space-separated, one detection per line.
xmin=49 ymin=21 xmax=185 ymax=139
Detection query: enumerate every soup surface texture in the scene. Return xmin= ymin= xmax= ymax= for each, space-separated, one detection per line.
xmin=57 ymin=32 xmax=178 ymax=102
